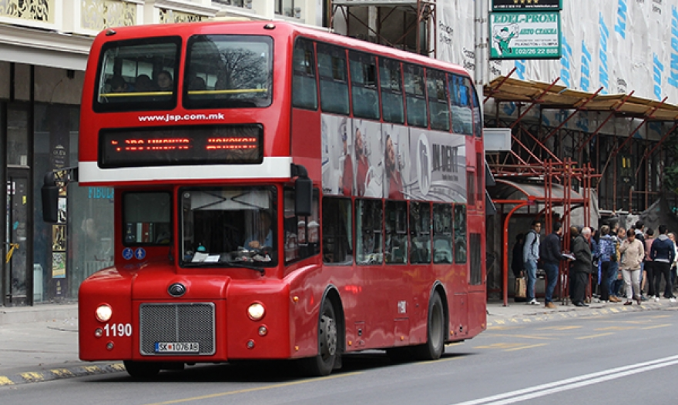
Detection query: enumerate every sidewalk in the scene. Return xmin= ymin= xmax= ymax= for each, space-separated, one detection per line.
xmin=1 ymin=298 xmax=675 ymax=386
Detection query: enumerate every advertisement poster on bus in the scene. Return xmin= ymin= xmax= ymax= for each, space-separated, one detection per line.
xmin=352 ymin=119 xmax=384 ymax=198
xmin=406 ymin=129 xmax=466 ymax=203
xmin=383 ymin=124 xmax=408 ymax=200
xmin=321 ymin=114 xmax=349 ymax=196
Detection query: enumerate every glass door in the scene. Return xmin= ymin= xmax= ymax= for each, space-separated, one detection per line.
xmin=5 ymin=168 xmax=29 ymax=305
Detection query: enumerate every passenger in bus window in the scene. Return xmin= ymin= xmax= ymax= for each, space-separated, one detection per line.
xmin=110 ymin=75 xmax=130 ymax=93
xmin=189 ymin=75 xmax=206 ymax=91
xmin=245 ymin=211 xmax=273 ymax=250
xmin=355 ymin=128 xmax=369 ymax=196
xmin=135 ymin=74 xmax=154 ymax=92
xmin=385 ymin=135 xmax=404 ymax=199
xmin=156 ymin=70 xmax=173 ymax=92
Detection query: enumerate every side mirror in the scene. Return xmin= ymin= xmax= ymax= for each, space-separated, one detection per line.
xmin=295 ymin=176 xmax=313 ymax=217
xmin=41 ymin=172 xmax=59 ymax=223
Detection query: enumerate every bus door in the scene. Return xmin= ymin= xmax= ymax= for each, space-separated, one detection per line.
xmin=4 ymin=168 xmax=30 ymax=306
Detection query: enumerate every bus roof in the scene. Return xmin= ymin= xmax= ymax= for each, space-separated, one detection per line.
xmin=96 ymin=20 xmax=472 ymax=79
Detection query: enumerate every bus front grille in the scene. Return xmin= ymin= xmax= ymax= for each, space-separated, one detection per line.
xmin=139 ymin=303 xmax=216 ymax=355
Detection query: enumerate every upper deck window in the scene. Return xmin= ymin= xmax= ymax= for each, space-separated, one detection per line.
xmin=184 ymin=35 xmax=273 ymax=109
xmin=317 ymin=43 xmax=349 ymax=115
xmin=404 ymin=64 xmax=427 ymax=128
xmin=379 ymin=58 xmax=404 ymax=124
xmin=349 ymin=51 xmax=379 ymax=120
xmin=94 ymin=37 xmax=181 ymax=113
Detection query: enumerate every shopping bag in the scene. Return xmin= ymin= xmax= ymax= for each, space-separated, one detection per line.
xmin=515 ymin=277 xmax=527 ymax=301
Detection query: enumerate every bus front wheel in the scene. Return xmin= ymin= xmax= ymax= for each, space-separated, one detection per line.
xmin=124 ymin=360 xmax=160 ymax=379
xmin=412 ymin=292 xmax=445 ymax=361
xmin=300 ymin=299 xmax=339 ymax=376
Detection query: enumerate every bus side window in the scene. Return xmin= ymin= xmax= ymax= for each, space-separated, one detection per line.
xmin=355 ymin=199 xmax=383 ymax=265
xmin=317 ymin=43 xmax=349 ymax=115
xmin=285 ymin=188 xmax=320 ymax=264
xmin=322 ymin=197 xmax=353 ymax=264
xmin=349 ymin=51 xmax=379 ymax=120
xmin=449 ymin=73 xmax=473 ymax=135
xmin=409 ymin=202 xmax=431 ymax=264
xmin=404 ymin=64 xmax=428 ymax=128
xmin=292 ymin=38 xmax=318 ymax=110
xmin=385 ymin=201 xmax=407 ymax=264
xmin=379 ymin=58 xmax=404 ymax=124
xmin=471 ymin=85 xmax=483 ymax=138
xmin=454 ymin=204 xmax=467 ymax=264
xmin=433 ymin=203 xmax=453 ymax=264
xmin=427 ymin=69 xmax=450 ymax=132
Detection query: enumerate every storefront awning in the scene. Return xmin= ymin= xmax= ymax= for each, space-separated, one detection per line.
xmin=489 ymin=178 xmax=585 ymax=203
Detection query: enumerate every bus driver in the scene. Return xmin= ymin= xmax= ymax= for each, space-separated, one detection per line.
xmin=245 ymin=211 xmax=273 ymax=250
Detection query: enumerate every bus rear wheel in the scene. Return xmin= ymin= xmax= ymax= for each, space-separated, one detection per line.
xmin=412 ymin=292 xmax=445 ymax=361
xmin=300 ymin=299 xmax=338 ymax=376
xmin=123 ymin=360 xmax=160 ymax=379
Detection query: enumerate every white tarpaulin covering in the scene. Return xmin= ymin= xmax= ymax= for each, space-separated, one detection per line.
xmin=437 ymin=0 xmax=678 ymax=103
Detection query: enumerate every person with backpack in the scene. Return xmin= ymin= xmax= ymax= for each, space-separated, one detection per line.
xmin=522 ymin=220 xmax=542 ymax=305
xmin=598 ymin=225 xmax=621 ymax=303
xmin=540 ymin=222 xmax=569 ymax=308
xmin=650 ymin=224 xmax=677 ymax=302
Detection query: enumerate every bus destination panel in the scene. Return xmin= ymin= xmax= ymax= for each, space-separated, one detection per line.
xmin=99 ymin=124 xmax=263 ymax=168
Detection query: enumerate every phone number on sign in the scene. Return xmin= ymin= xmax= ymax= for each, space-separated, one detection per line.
xmin=514 ymin=48 xmax=559 ymax=56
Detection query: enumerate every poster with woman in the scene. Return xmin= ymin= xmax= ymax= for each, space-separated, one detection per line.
xmin=383 ymin=124 xmax=409 ymax=199
xmin=352 ymin=119 xmax=383 ymax=198
xmin=321 ymin=115 xmax=352 ymax=196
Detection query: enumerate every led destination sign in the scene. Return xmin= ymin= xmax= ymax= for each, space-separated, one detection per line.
xmin=99 ymin=124 xmax=263 ymax=168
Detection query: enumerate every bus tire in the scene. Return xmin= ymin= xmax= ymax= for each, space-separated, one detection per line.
xmin=300 ymin=299 xmax=339 ymax=376
xmin=123 ymin=360 xmax=160 ymax=379
xmin=412 ymin=292 xmax=445 ymax=361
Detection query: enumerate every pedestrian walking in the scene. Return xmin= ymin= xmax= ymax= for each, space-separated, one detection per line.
xmin=619 ymin=228 xmax=644 ymax=305
xmin=650 ymin=225 xmax=676 ymax=302
xmin=540 ymin=222 xmax=570 ymax=309
xmin=598 ymin=225 xmax=621 ymax=302
xmin=523 ymin=220 xmax=542 ymax=305
xmin=571 ymin=227 xmax=593 ymax=307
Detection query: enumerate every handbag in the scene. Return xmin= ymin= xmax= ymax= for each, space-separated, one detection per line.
xmin=515 ymin=277 xmax=527 ymax=299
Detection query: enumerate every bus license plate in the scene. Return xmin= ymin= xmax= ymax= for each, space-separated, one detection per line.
xmin=154 ymin=342 xmax=199 ymax=353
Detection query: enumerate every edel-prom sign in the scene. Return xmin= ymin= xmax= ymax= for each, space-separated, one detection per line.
xmin=489 ymin=11 xmax=561 ymax=60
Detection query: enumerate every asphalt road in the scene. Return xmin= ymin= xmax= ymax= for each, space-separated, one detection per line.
xmin=3 ymin=309 xmax=678 ymax=405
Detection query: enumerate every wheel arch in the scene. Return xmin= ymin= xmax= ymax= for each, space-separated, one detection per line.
xmin=430 ymin=281 xmax=450 ymax=342
xmin=320 ymin=285 xmax=346 ymax=355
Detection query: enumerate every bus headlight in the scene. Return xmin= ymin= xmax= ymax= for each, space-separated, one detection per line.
xmin=95 ymin=304 xmax=113 ymax=322
xmin=247 ymin=303 xmax=265 ymax=321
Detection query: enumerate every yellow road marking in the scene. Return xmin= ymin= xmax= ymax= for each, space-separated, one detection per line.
xmin=20 ymin=372 xmax=44 ymax=382
xmin=504 ymin=343 xmax=548 ymax=352
xmin=487 ymin=333 xmax=555 ymax=340
xmin=51 ymin=369 xmax=74 ymax=378
xmin=143 ymin=372 xmax=363 ymax=405
xmin=538 ymin=325 xmax=582 ymax=330
xmin=595 ymin=326 xmax=634 ymax=331
xmin=642 ymin=324 xmax=672 ymax=330
xmin=0 ymin=376 xmax=14 ymax=385
xmin=576 ymin=332 xmax=614 ymax=340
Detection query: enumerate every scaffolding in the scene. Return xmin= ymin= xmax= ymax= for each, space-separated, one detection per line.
xmin=330 ymin=0 xmax=436 ymax=57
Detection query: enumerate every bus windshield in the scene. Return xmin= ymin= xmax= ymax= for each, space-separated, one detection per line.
xmin=184 ymin=35 xmax=273 ymax=109
xmin=180 ymin=186 xmax=277 ymax=267
xmin=95 ymin=36 xmax=181 ymax=112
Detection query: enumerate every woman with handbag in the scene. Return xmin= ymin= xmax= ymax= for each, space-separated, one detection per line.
xmin=619 ymin=229 xmax=644 ymax=305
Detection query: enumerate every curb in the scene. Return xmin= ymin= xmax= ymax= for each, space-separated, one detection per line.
xmin=487 ymin=301 xmax=676 ymax=328
xmin=0 ymin=363 xmax=125 ymax=386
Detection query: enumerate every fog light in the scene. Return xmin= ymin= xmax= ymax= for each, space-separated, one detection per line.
xmin=95 ymin=304 xmax=112 ymax=322
xmin=258 ymin=326 xmax=268 ymax=336
xmin=95 ymin=328 xmax=103 ymax=338
xmin=247 ymin=339 xmax=255 ymax=349
xmin=247 ymin=303 xmax=265 ymax=321
xmin=106 ymin=341 xmax=114 ymax=350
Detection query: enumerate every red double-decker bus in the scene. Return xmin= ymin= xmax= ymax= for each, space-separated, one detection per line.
xmin=44 ymin=20 xmax=486 ymax=378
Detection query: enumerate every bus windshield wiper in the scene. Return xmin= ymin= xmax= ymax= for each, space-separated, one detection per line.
xmin=222 ymin=258 xmax=265 ymax=274
xmin=181 ymin=259 xmax=264 ymax=274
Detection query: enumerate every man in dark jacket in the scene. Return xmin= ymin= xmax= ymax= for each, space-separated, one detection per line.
xmin=571 ymin=226 xmax=593 ymax=307
xmin=541 ymin=222 xmax=567 ymax=309
xmin=650 ymin=224 xmax=677 ymax=301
